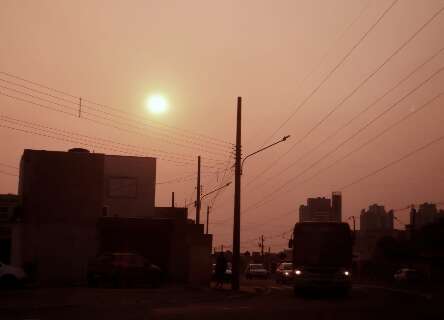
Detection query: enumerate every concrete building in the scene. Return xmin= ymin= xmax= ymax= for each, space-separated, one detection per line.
xmin=0 ymin=194 xmax=21 ymax=264
xmin=299 ymin=192 xmax=342 ymax=222
xmin=410 ymin=203 xmax=444 ymax=229
xmin=13 ymin=148 xmax=211 ymax=285
xmin=360 ymin=204 xmax=394 ymax=232
xmin=354 ymin=204 xmax=396 ymax=260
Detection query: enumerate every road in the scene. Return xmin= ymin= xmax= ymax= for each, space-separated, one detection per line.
xmin=0 ymin=280 xmax=441 ymax=320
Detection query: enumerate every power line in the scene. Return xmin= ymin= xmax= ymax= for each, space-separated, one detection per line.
xmin=256 ymin=0 xmax=398 ymax=151
xmin=0 ymin=170 xmax=18 ymax=177
xmin=246 ymin=3 xmax=443 ymax=187
xmin=0 ymin=90 xmax=231 ymax=158
xmin=0 ymin=119 xmax=227 ymax=169
xmin=0 ymin=86 xmax=232 ymax=156
xmin=261 ymin=0 xmax=372 ymax=146
xmin=0 ymin=115 xmax=227 ymax=167
xmin=241 ymin=70 xmax=444 ymax=216
xmin=264 ymin=45 xmax=444 ymax=184
xmin=0 ymin=162 xmax=19 ymax=170
xmin=0 ymin=71 xmax=232 ymax=146
xmin=339 ymin=133 xmax=444 ymax=190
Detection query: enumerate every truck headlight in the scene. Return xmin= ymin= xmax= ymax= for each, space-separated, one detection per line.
xmin=344 ymin=271 xmax=350 ymax=276
xmin=284 ymin=271 xmax=289 ymax=276
xmin=294 ymin=270 xmax=302 ymax=275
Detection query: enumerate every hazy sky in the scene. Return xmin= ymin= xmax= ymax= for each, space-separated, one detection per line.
xmin=1 ymin=0 xmax=444 ymax=252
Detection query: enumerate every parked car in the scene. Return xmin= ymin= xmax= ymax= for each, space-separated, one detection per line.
xmin=245 ymin=263 xmax=269 ymax=279
xmin=0 ymin=261 xmax=26 ymax=289
xmin=394 ymin=268 xmax=420 ymax=283
xmin=275 ymin=262 xmax=293 ymax=284
xmin=87 ymin=252 xmax=163 ymax=288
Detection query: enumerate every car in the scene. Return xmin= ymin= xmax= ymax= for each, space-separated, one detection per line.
xmin=245 ymin=263 xmax=269 ymax=279
xmin=87 ymin=252 xmax=163 ymax=288
xmin=275 ymin=262 xmax=294 ymax=284
xmin=0 ymin=261 xmax=26 ymax=289
xmin=394 ymin=268 xmax=420 ymax=283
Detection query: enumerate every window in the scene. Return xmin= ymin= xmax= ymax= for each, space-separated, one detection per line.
xmin=107 ymin=177 xmax=137 ymax=198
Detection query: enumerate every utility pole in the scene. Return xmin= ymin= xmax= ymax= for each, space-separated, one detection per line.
xmin=171 ymin=192 xmax=175 ymax=208
xmin=195 ymin=156 xmax=201 ymax=224
xmin=206 ymin=206 xmax=210 ymax=234
xmin=232 ymin=96 xmax=242 ymax=291
xmin=350 ymin=216 xmax=356 ymax=233
xmin=259 ymin=235 xmax=264 ymax=256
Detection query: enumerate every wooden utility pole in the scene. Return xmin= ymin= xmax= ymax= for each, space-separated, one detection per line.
xmin=171 ymin=192 xmax=175 ymax=207
xmin=259 ymin=235 xmax=264 ymax=256
xmin=195 ymin=156 xmax=201 ymax=224
xmin=206 ymin=206 xmax=210 ymax=234
xmin=232 ymin=97 xmax=242 ymax=291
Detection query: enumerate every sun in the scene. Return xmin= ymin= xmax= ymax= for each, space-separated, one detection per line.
xmin=146 ymin=94 xmax=168 ymax=114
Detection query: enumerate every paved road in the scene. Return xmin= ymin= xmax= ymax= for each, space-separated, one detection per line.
xmin=0 ymin=280 xmax=441 ymax=320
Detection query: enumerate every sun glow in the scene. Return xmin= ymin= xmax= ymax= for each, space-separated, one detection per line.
xmin=146 ymin=94 xmax=168 ymax=114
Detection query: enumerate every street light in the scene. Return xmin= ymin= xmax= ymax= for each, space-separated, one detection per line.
xmin=231 ymin=105 xmax=290 ymax=293
xmin=201 ymin=181 xmax=232 ymax=200
xmin=241 ymin=135 xmax=290 ymax=174
xmin=195 ymin=181 xmax=232 ymax=235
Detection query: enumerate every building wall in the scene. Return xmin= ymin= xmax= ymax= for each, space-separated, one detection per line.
xmin=0 ymin=194 xmax=20 ymax=264
xmin=360 ymin=204 xmax=394 ymax=232
xmin=19 ymin=149 xmax=105 ymax=284
xmin=411 ymin=203 xmax=443 ymax=229
xmin=97 ymin=212 xmax=213 ymax=286
xmin=299 ymin=193 xmax=342 ymax=222
xmin=332 ymin=192 xmax=342 ymax=222
xmin=103 ymin=155 xmax=156 ymax=217
xmin=15 ymin=148 xmax=210 ymax=286
xmin=20 ymin=150 xmax=105 ymax=225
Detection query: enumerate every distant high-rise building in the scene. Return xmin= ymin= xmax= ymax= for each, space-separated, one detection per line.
xmin=360 ymin=204 xmax=394 ymax=232
xmin=299 ymin=192 xmax=342 ymax=222
xmin=410 ymin=203 xmax=444 ymax=229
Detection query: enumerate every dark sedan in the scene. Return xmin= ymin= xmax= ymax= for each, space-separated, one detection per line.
xmin=87 ymin=252 xmax=163 ymax=288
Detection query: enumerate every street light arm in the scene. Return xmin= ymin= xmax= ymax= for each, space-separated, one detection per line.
xmin=200 ymin=181 xmax=232 ymax=200
xmin=241 ymin=135 xmax=290 ymax=172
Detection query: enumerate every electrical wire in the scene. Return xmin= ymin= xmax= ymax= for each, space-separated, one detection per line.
xmin=246 ymin=3 xmax=443 ymax=187
xmin=0 ymin=86 xmax=232 ymax=157
xmin=263 ymin=45 xmax=444 ymax=184
xmin=0 ymin=71 xmax=232 ymax=146
xmin=241 ymin=67 xmax=444 ymax=216
xmin=261 ymin=0 xmax=372 ymax=146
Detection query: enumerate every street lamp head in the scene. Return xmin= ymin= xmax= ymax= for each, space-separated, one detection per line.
xmin=282 ymin=135 xmax=290 ymax=141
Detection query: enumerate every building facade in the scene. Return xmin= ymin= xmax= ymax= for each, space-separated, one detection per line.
xmin=299 ymin=192 xmax=342 ymax=222
xmin=410 ymin=203 xmax=444 ymax=229
xmin=13 ymin=148 xmax=211 ymax=285
xmin=0 ymin=194 xmax=20 ymax=264
xmin=360 ymin=204 xmax=394 ymax=232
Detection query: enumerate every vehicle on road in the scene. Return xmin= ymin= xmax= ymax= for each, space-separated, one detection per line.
xmin=245 ymin=263 xmax=269 ymax=279
xmin=0 ymin=261 xmax=26 ymax=289
xmin=87 ymin=252 xmax=163 ymax=288
xmin=291 ymin=222 xmax=353 ymax=295
xmin=275 ymin=262 xmax=293 ymax=284
xmin=394 ymin=268 xmax=421 ymax=283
